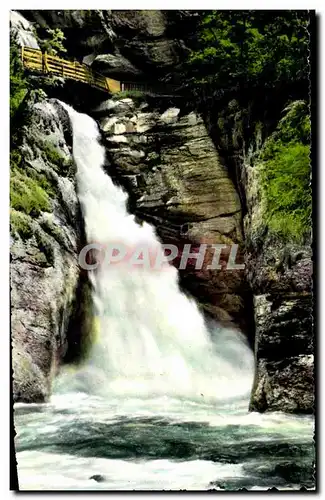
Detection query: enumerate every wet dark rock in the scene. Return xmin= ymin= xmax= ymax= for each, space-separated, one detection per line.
xmin=250 ymin=354 xmax=314 ymax=413
xmin=89 ymin=475 xmax=106 ymax=483
xmin=246 ymin=243 xmax=313 ymax=412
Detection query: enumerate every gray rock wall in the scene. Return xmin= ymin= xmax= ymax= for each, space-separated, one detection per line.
xmin=243 ymin=156 xmax=313 ymax=413
xmin=11 ymin=99 xmax=82 ymax=402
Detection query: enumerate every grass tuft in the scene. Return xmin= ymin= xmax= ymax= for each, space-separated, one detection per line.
xmin=10 ymin=210 xmax=34 ymax=239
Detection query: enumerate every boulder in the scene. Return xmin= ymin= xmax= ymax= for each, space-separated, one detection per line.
xmin=91 ymin=53 xmax=142 ymax=79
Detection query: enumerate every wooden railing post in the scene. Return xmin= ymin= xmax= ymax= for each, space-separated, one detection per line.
xmin=42 ymin=52 xmax=50 ymax=73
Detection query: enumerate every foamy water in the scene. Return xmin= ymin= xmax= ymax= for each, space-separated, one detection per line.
xmin=14 ymin=393 xmax=314 ymax=490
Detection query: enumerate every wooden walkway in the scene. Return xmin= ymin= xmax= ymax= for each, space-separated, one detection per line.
xmin=21 ymin=46 xmax=180 ymax=96
xmin=22 ymin=46 xmax=121 ymax=94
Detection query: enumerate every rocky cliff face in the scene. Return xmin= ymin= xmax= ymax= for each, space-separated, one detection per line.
xmin=21 ymin=10 xmax=192 ymax=82
xmin=243 ymin=159 xmax=313 ymax=413
xmin=11 ymin=99 xmax=82 ymax=402
xmin=92 ymin=96 xmax=252 ymax=333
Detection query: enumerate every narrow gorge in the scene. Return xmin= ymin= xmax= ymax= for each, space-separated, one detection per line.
xmin=10 ymin=10 xmax=314 ymax=491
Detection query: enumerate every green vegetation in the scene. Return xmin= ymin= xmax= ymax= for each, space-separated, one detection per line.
xmin=258 ymin=101 xmax=311 ymax=243
xmin=263 ymin=100 xmax=310 ymax=147
xmin=37 ymin=28 xmax=67 ymax=56
xmin=10 ymin=210 xmax=33 ymax=239
xmin=10 ymin=35 xmax=30 ymax=121
xmin=10 ymin=35 xmax=36 ymax=239
xmin=41 ymin=142 xmax=72 ymax=171
xmin=24 ymin=166 xmax=56 ymax=196
xmin=10 ymin=25 xmax=67 ymax=125
xmin=186 ymin=12 xmax=309 ymax=92
xmin=10 ymin=167 xmax=51 ymax=216
xmin=10 ymin=142 xmax=53 ymax=222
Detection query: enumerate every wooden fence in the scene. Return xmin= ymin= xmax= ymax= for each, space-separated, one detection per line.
xmin=121 ymin=81 xmax=180 ymax=95
xmin=21 ymin=46 xmax=121 ymax=94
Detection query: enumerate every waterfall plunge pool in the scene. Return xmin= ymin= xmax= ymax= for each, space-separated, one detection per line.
xmin=14 ymin=393 xmax=314 ymax=490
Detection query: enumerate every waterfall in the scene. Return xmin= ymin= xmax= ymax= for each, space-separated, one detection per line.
xmin=10 ymin=11 xmax=39 ymax=49
xmin=58 ymin=103 xmax=254 ymax=403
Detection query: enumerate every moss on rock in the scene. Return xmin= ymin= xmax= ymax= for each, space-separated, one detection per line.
xmin=10 ymin=168 xmax=51 ymax=216
xmin=10 ymin=209 xmax=34 ymax=239
xmin=41 ymin=141 xmax=72 ymax=173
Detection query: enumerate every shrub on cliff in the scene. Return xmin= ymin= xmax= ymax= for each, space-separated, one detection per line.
xmin=10 ymin=35 xmax=45 ymax=135
xmin=10 ymin=34 xmax=29 ymax=121
xmin=37 ymin=28 xmax=67 ymax=56
xmin=259 ymin=101 xmax=311 ymax=243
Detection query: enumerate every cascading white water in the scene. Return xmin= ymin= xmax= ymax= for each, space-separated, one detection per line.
xmin=10 ymin=11 xmax=40 ymax=49
xmin=58 ymin=103 xmax=254 ymax=402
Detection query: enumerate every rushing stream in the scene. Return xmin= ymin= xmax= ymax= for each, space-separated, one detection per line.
xmin=14 ymin=105 xmax=315 ymax=490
